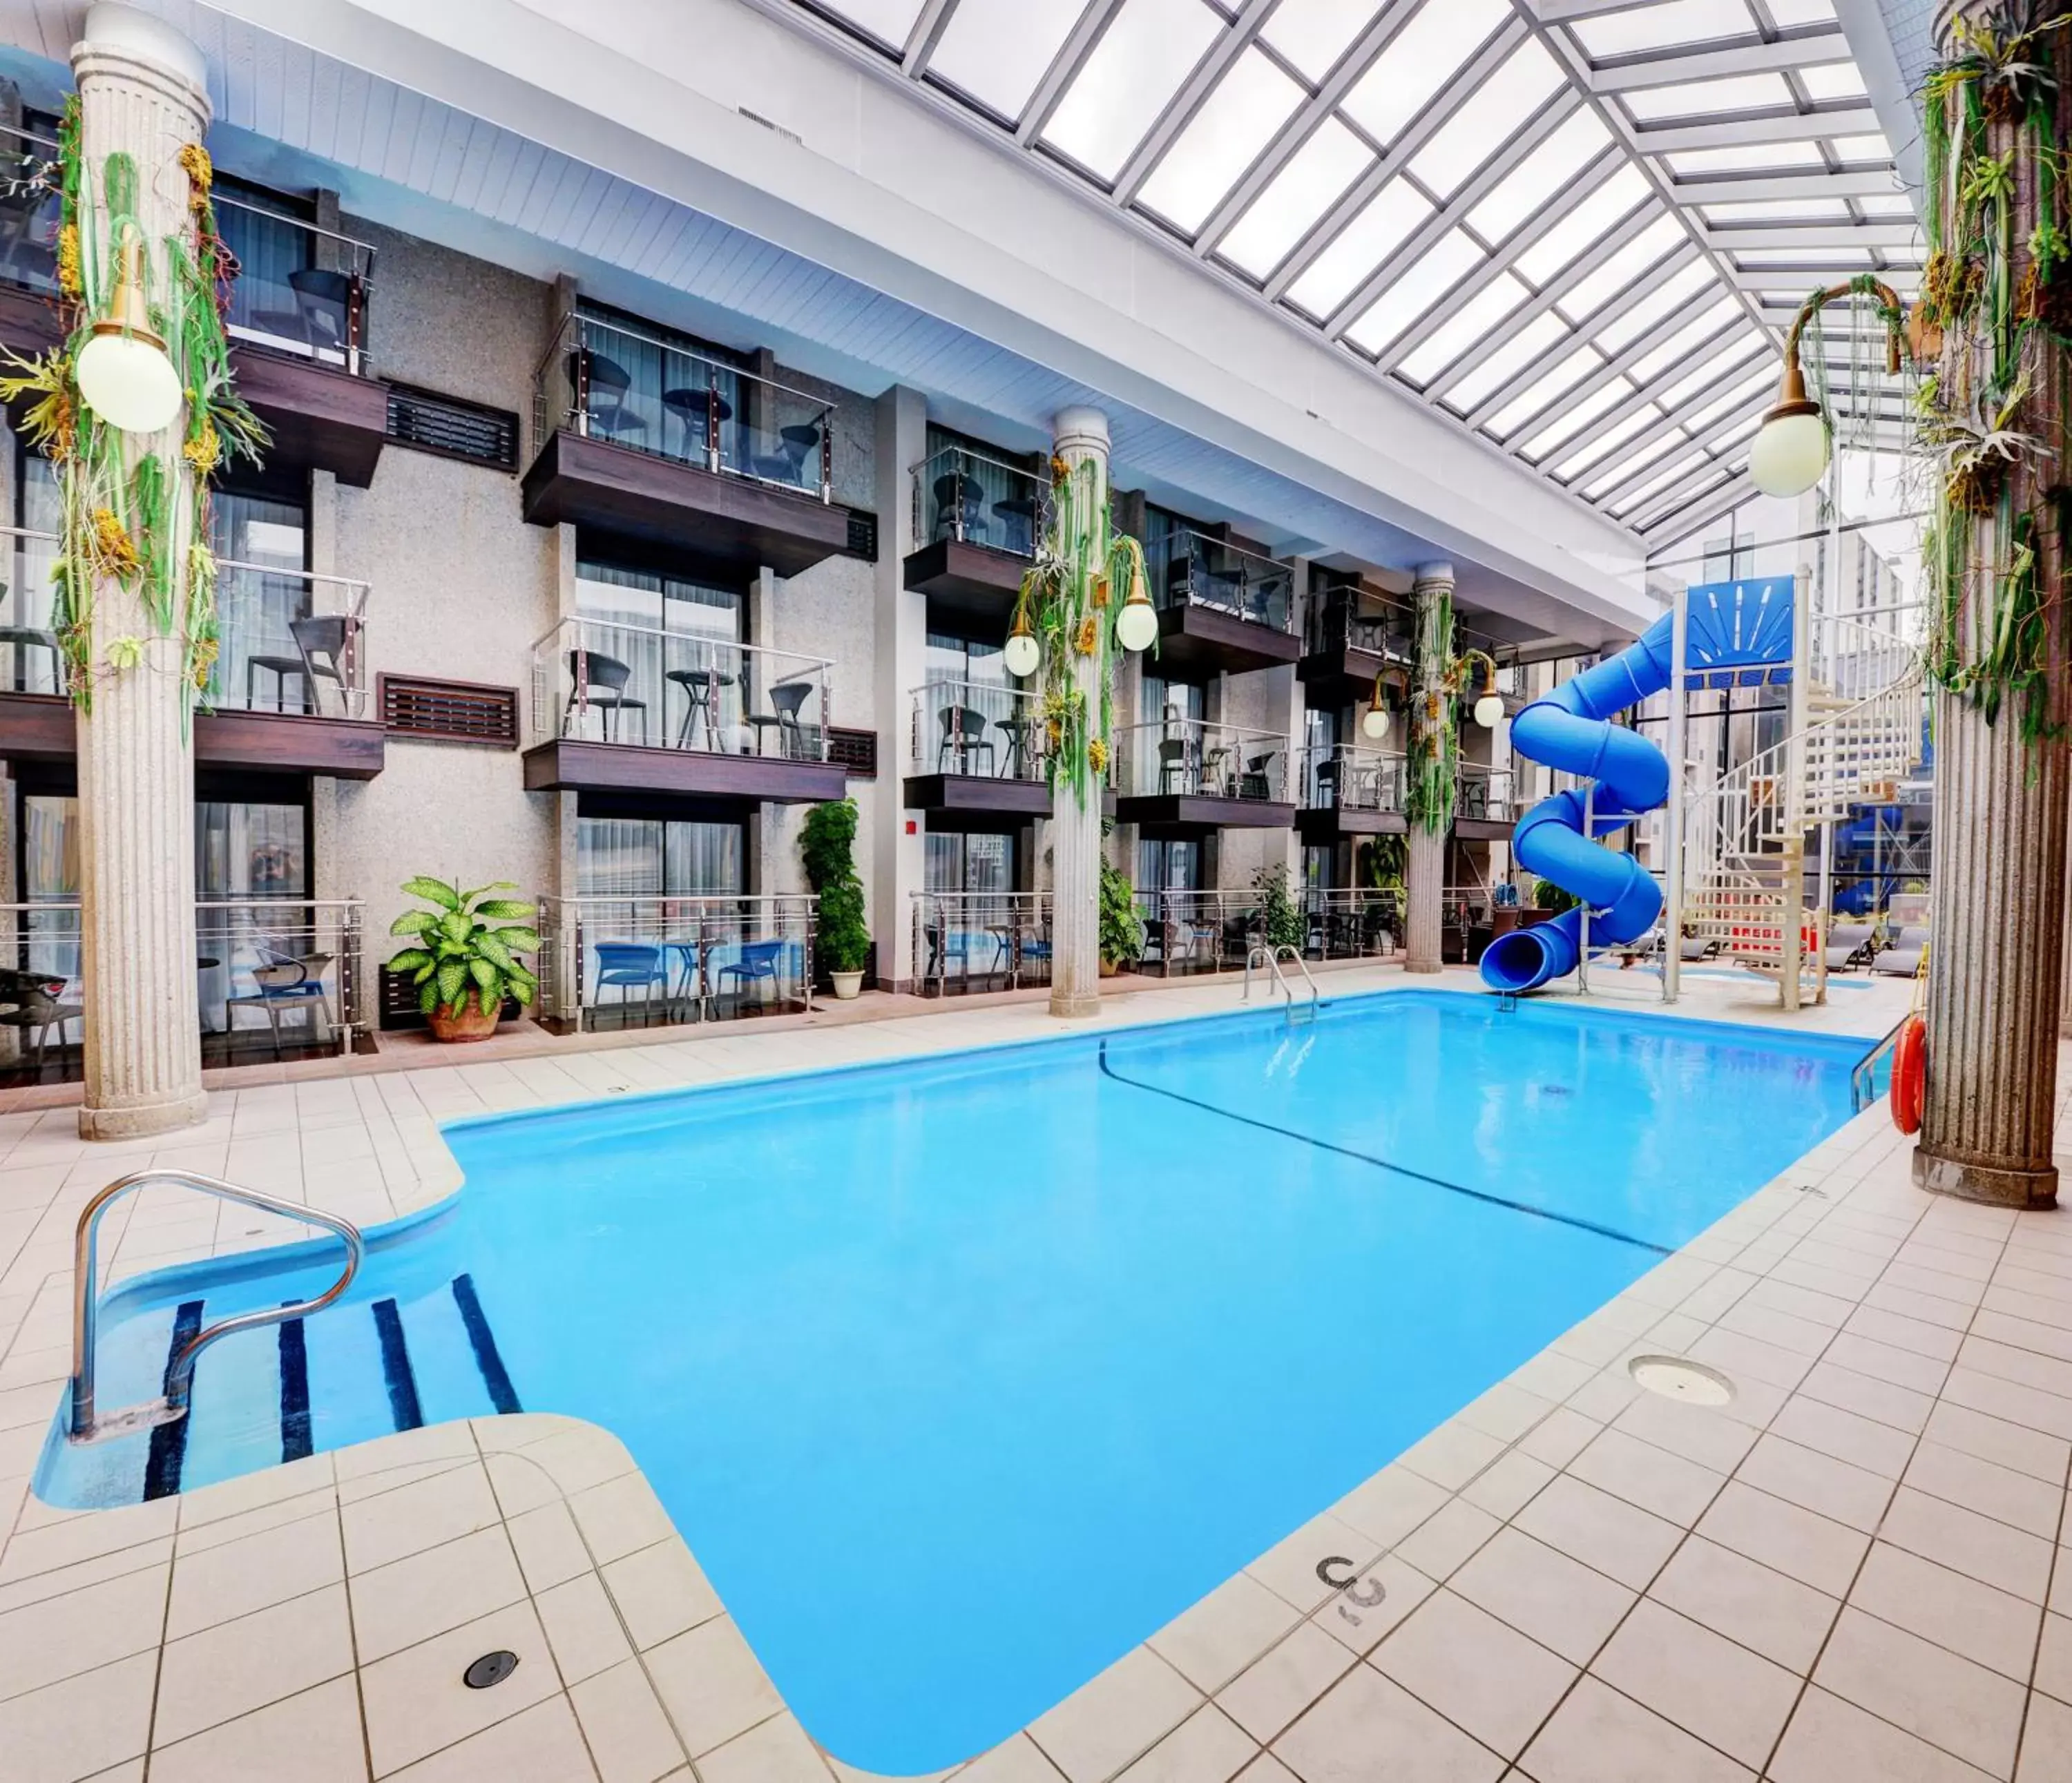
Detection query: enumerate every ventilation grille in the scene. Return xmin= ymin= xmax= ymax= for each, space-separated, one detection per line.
xmin=379 ymin=675 xmax=519 ymax=747
xmin=827 ymin=726 xmax=877 ymax=778
xmin=385 ymin=384 xmax=519 ymax=470
xmin=845 ymin=510 xmax=878 ymax=559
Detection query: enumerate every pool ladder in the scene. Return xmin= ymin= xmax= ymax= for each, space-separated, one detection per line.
xmin=67 ymin=1170 xmax=364 ymax=1445
xmin=1245 ymin=943 xmax=1320 ymax=1023
xmin=1849 ymin=1014 xmax=1910 ymax=1117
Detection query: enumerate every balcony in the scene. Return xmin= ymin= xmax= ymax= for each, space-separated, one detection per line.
xmin=521 ymin=615 xmax=846 ymax=803
xmin=1301 ymin=584 xmax=1414 ymax=700
xmin=911 ymin=891 xmax=1052 ymax=996
xmin=1457 ymin=764 xmax=1516 ymax=838
xmin=535 ymin=895 xmax=816 ymax=1033
xmin=0 ymin=898 xmax=367 ymax=1086
xmin=1296 ymin=743 xmax=1408 ymax=842
xmin=902 ymin=678 xmax=1050 ymax=820
xmin=1112 ymin=718 xmax=1295 ymax=831
xmin=521 ymin=312 xmax=863 ymax=579
xmin=901 ymin=447 xmax=1046 ymax=637
xmin=1146 ymin=529 xmax=1300 ymax=677
xmin=0 ymin=133 xmax=388 ymax=486
xmin=0 ymin=530 xmax=384 ymax=779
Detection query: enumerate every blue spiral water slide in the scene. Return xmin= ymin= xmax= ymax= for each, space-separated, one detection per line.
xmin=1480 ymin=611 xmax=1677 ymax=994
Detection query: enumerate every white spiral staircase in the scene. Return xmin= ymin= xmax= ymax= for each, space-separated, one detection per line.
xmin=1679 ymin=616 xmax=1924 ymax=1008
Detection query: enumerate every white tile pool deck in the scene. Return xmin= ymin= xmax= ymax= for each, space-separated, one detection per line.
xmin=10 ymin=965 xmax=2069 ymax=1782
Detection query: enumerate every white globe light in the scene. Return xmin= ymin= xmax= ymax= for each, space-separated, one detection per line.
xmin=76 ymin=329 xmax=182 ymax=436
xmin=1473 ymin=693 xmax=1504 ymax=729
xmin=1749 ymin=408 xmax=1828 ymax=499
xmin=1361 ymin=706 xmax=1388 ymax=740
xmin=1001 ymin=630 xmax=1041 ymax=680
xmin=1114 ymin=598 xmax=1158 ymax=654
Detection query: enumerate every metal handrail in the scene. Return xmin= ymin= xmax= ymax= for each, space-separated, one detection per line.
xmin=69 ymin=1170 xmax=363 ymax=1443
xmin=1850 ymin=1012 xmax=1912 ymax=1115
xmin=1244 ymin=942 xmax=1320 ymax=1017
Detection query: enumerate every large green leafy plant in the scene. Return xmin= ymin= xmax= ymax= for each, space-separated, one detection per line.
xmin=1098 ymin=859 xmax=1144 ymax=967
xmin=800 ymin=799 xmax=870 ymax=975
xmin=1254 ymin=864 xmax=1306 ymax=952
xmin=385 ymin=878 xmax=539 ymax=1017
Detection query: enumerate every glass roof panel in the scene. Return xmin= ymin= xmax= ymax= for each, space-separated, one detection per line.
xmin=1343 ymin=229 xmax=1484 ymax=356
xmin=1612 ymin=448 xmax=1712 ymax=515
xmin=1628 ymin=302 xmax=1745 ymax=381
xmin=1553 ymin=405 xmax=1663 ymax=480
xmin=1656 ymin=343 xmax=1765 ymax=409
xmin=1467 ymin=110 xmax=1613 ymax=243
xmin=1766 ymin=0 xmax=1840 ymax=23
xmin=1700 ymin=199 xmax=1854 ymax=223
xmin=1513 ymin=168 xmax=1656 ymax=285
xmin=1857 ymin=193 xmax=1919 ymax=217
xmin=1662 ymin=142 xmax=1825 ymax=175
xmin=1218 ymin=117 xmax=1374 ymax=278
xmin=1441 ymin=311 xmax=1570 ymax=412
xmin=1042 ymin=0 xmax=1222 ymax=180
xmin=1138 ymin=48 xmax=1303 ymax=232
xmin=1340 ymin=0 xmax=1510 ymax=146
xmin=929 ymin=0 xmax=1092 ymax=122
xmin=1521 ymin=378 xmax=1635 ymax=459
xmin=1734 ymin=246 xmax=1871 ymax=264
xmin=1584 ymin=429 xmax=1685 ymax=497
xmin=1569 ymin=0 xmax=1756 ymax=57
xmin=1546 ymin=213 xmax=1685 ymax=319
xmin=1259 ymin=0 xmax=1383 ymax=84
xmin=1830 ymin=133 xmax=1895 ymax=164
xmin=1624 ymin=74 xmax=1796 ymax=124
xmin=1488 ymin=344 xmax=1604 ymax=436
xmin=1799 ymin=63 xmax=1870 ymax=102
xmin=1585 ymin=262 xmax=1720 ymax=349
xmin=1284 ymin=177 xmax=1432 ymax=316
xmin=1682 ymin=369 xmax=1770 ymax=431
xmin=1408 ymin=41 xmax=1565 ymax=200
xmin=1397 ymin=273 xmax=1531 ymax=381
xmin=815 ymin=0 xmax=928 ymax=48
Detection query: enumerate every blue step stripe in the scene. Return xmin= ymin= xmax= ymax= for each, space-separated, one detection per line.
xmin=371 ymin=1298 xmax=423 ymax=1432
xmin=451 ymin=1274 xmax=521 ymax=1416
xmin=278 ymin=1306 xmax=312 ymax=1464
xmin=142 ymin=1300 xmax=205 ymax=1502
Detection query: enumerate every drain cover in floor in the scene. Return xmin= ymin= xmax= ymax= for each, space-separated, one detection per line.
xmin=1628 ymin=1354 xmax=1735 ymax=1406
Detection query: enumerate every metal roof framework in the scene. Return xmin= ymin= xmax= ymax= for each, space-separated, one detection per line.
xmin=766 ymin=0 xmax=1921 ymax=548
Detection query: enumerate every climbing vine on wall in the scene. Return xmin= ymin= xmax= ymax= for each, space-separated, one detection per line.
xmin=1011 ymin=452 xmax=1151 ymax=807
xmin=1915 ymin=3 xmax=2072 ymax=742
xmin=1403 ymin=585 xmax=1499 ymax=838
xmin=0 ymin=97 xmax=267 ymax=709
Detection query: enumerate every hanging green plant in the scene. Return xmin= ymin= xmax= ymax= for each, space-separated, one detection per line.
xmin=0 ymin=102 xmax=267 ymax=711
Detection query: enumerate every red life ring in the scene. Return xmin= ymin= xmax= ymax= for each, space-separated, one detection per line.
xmin=1891 ymin=1014 xmax=1927 ymax=1135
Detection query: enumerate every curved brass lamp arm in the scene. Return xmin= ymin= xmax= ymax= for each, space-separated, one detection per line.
xmin=1781 ymin=278 xmax=1910 ymax=374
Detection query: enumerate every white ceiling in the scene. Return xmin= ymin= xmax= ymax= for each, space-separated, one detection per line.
xmin=765 ymin=0 xmax=1923 ymax=541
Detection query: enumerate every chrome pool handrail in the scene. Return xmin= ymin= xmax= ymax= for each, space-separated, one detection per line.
xmin=1245 ymin=943 xmax=1319 ymax=1021
xmin=1850 ymin=1014 xmax=1910 ymax=1116
xmin=69 ymin=1170 xmax=363 ymax=1444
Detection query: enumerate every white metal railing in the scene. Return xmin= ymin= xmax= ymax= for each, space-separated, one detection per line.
xmin=1298 ymin=743 xmax=1405 ymax=813
xmin=532 ymin=310 xmax=835 ymax=501
xmin=910 ymin=679 xmax=1044 ymax=780
xmin=0 ymin=898 xmax=365 ymax=1074
xmin=215 ymin=201 xmax=377 ymax=377
xmin=1301 ymin=888 xmax=1403 ymax=958
xmin=530 ymin=615 xmax=833 ymax=758
xmin=1304 ymin=584 xmax=1414 ymax=659
xmin=536 ymin=895 xmax=817 ymax=1030
xmin=1147 ymin=528 xmax=1296 ymax=633
xmin=1132 ymin=888 xmax=1267 ymax=974
xmin=1113 ymin=719 xmax=1290 ymax=801
xmin=910 ymin=891 xmax=1053 ymax=995
xmin=910 ymin=446 xmax=1047 ymax=557
xmin=0 ymin=526 xmax=64 ymax=697
xmin=1458 ymin=762 xmax=1515 ymax=821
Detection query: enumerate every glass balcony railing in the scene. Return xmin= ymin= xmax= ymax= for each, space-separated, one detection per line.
xmin=530 ymin=615 xmax=833 ymax=759
xmin=1305 ymin=584 xmax=1414 ymax=660
xmin=1113 ymin=717 xmax=1289 ymax=802
xmin=536 ymin=895 xmax=817 ymax=1031
xmin=1298 ymin=743 xmax=1406 ymax=813
xmin=1458 ymin=763 xmax=1515 ymax=820
xmin=0 ymin=528 xmax=370 ymax=718
xmin=0 ymin=125 xmax=60 ymax=297
xmin=911 ymin=891 xmax=1052 ymax=996
xmin=532 ymin=311 xmax=836 ymax=501
xmin=910 ymin=678 xmax=1044 ymax=780
xmin=910 ymin=446 xmax=1046 ymax=557
xmin=0 ymin=898 xmax=365 ymax=1082
xmin=1147 ymin=528 xmax=1294 ymax=633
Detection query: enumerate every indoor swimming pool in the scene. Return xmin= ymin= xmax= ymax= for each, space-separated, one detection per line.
xmin=34 ymin=991 xmax=1876 ymax=1771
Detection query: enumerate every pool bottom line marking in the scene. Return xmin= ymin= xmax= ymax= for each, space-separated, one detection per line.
xmin=1097 ymin=1041 xmax=1672 ymax=1257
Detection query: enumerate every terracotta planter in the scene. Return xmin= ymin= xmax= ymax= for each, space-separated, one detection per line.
xmin=427 ymin=1000 xmax=501 ymax=1043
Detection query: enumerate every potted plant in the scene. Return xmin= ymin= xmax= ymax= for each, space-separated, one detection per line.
xmin=385 ymin=877 xmax=539 ymax=1042
xmin=1099 ymin=859 xmax=1144 ymax=976
xmin=801 ymin=799 xmax=870 ymax=999
xmin=1524 ymin=877 xmax=1578 ymax=925
xmin=1254 ymin=863 xmax=1307 ymax=954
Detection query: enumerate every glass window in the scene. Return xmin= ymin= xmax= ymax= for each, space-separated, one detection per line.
xmin=217 ymin=177 xmax=318 ymax=349
xmin=573 ymin=304 xmax=746 ymax=469
xmin=1285 ymin=178 xmax=1431 ymax=319
xmin=926 ymin=631 xmax=1007 ymax=689
xmin=19 ymin=792 xmax=78 ymax=982
xmin=1340 ymin=0 xmax=1509 ymax=146
xmin=1217 ymin=119 xmax=1373 ymax=279
xmin=925 ymin=829 xmax=1016 ymax=894
xmin=1142 ymin=675 xmax=1205 ymax=723
xmin=1042 ymin=0 xmax=1222 ymax=181
xmin=921 ymin=425 xmax=1039 ymax=554
xmin=577 ymin=818 xmax=745 ymax=896
xmin=1136 ymin=836 xmax=1201 ymax=891
xmin=1138 ymin=49 xmax=1302 ymax=235
xmin=210 ymin=487 xmax=311 ymax=713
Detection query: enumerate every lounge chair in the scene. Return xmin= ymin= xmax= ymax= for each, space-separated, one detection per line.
xmin=1872 ymin=925 xmax=1928 ymax=977
xmin=1825 ymin=921 xmax=1875 ymax=971
xmin=1679 ymin=936 xmax=1718 ymax=962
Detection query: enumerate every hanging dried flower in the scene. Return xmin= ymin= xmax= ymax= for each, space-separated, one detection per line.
xmin=1074 ymin=615 xmax=1098 ymax=655
xmin=1087 ymin=736 xmax=1107 ymax=773
xmin=1093 ymin=575 xmax=1110 ymax=608
xmin=1049 ymin=454 xmax=1070 ymax=482
xmin=187 ymin=631 xmax=219 ymax=691
xmin=55 ymin=223 xmax=79 ymax=297
xmin=90 ymin=507 xmax=139 ymax=577
xmin=182 ymin=420 xmax=220 ymax=475
xmin=1046 ymin=719 xmax=1062 ymax=750
xmin=178 ymin=142 xmax=213 ymax=203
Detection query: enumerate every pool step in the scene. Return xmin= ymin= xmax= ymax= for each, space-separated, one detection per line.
xmin=135 ymin=1273 xmax=521 ymax=1503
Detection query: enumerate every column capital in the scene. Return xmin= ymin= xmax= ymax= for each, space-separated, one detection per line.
xmin=73 ymin=4 xmax=209 ymax=117
xmin=1053 ymin=405 xmax=1110 ymax=458
xmin=1412 ymin=561 xmax=1456 ymax=591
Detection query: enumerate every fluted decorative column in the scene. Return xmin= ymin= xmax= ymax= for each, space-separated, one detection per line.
xmin=1404 ymin=562 xmax=1457 ymax=974
xmin=1049 ymin=406 xmax=1109 ymax=1019
xmin=1913 ymin=0 xmax=2071 ymax=1206
xmin=73 ymin=6 xmax=210 ymax=1139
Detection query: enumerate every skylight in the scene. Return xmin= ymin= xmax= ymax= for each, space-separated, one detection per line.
xmin=787 ymin=0 xmax=1918 ymax=541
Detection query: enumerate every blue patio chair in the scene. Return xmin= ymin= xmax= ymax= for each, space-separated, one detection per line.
xmin=594 ymin=942 xmax=669 ymax=1023
xmin=225 ymin=943 xmax=336 ymax=1056
xmin=718 ymin=938 xmax=785 ymax=1008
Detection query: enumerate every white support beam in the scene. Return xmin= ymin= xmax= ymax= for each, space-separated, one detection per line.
xmin=1629 ymin=106 xmax=1883 ymax=153
xmin=1588 ymin=31 xmax=1852 ymax=95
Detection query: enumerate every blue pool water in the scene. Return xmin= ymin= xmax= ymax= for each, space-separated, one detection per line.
xmin=36 ymin=991 xmax=1872 ymax=1771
